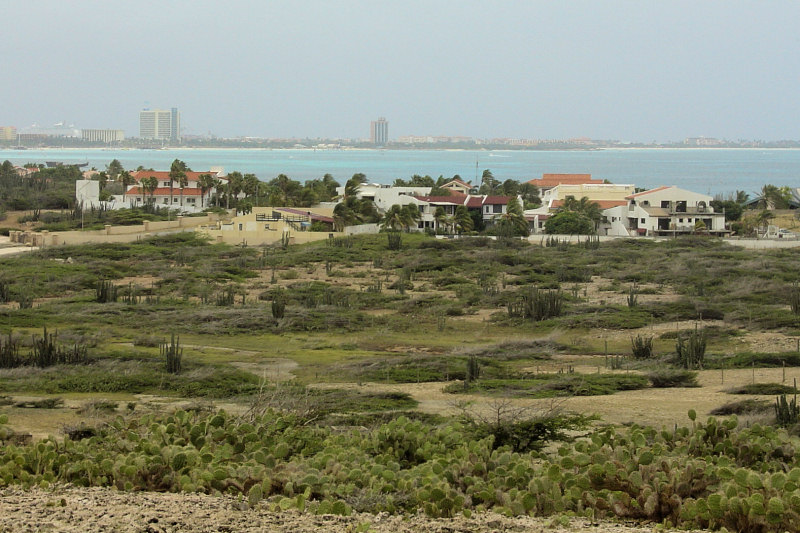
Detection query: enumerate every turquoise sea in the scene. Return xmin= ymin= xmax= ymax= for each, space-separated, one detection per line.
xmin=2 ymin=148 xmax=799 ymax=196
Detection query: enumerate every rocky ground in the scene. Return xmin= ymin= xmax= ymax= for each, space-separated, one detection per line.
xmin=0 ymin=486 xmax=706 ymax=533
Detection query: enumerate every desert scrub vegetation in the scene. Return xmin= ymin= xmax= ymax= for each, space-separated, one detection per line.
xmin=2 ymin=410 xmax=800 ymax=530
xmin=0 ymin=356 xmax=261 ymax=398
xmin=3 ymin=233 xmax=800 ymax=344
xmin=444 ymin=373 xmax=650 ymax=398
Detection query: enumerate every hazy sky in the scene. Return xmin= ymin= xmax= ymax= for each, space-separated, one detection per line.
xmin=5 ymin=1 xmax=800 ymax=141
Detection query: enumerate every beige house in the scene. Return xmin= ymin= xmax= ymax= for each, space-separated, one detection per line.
xmin=600 ymin=186 xmax=728 ymax=237
xmin=439 ymin=178 xmax=474 ymax=195
xmin=541 ymin=183 xmax=634 ymax=207
xmin=200 ymin=207 xmax=337 ymax=246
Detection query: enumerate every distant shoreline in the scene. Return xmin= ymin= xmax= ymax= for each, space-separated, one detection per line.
xmin=3 ymin=146 xmax=800 ymax=153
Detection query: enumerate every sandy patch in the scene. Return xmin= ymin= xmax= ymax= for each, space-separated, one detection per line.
xmin=0 ymin=485 xmax=706 ymax=533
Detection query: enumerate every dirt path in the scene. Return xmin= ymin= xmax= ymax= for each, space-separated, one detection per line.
xmin=320 ymin=364 xmax=799 ymax=428
xmin=0 ymin=486 xmax=706 ymax=533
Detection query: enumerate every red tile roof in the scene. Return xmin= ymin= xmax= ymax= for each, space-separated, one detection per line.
xmin=465 ymin=196 xmax=485 ymax=208
xmin=125 ymin=187 xmax=204 ymax=196
xmin=483 ymin=196 xmax=511 ymax=204
xmin=131 ymin=170 xmax=226 ymax=183
xmin=527 ymin=173 xmax=603 ymax=188
xmin=625 ymin=186 xmax=671 ymax=199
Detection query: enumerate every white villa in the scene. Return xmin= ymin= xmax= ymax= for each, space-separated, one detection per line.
xmin=124 ymin=169 xmax=228 ymax=212
xmin=600 ymin=186 xmax=728 ymax=237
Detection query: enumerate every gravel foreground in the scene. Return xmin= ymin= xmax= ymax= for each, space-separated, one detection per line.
xmin=0 ymin=486 xmax=708 ymax=533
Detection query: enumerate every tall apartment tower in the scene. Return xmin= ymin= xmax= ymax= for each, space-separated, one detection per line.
xmin=370 ymin=117 xmax=388 ymax=145
xmin=139 ymin=108 xmax=180 ymax=141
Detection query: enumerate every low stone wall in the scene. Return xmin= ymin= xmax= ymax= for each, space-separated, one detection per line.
xmin=9 ymin=214 xmax=219 ymax=247
xmin=344 ymin=223 xmax=380 ymax=235
xmin=201 ymin=228 xmax=336 ymax=247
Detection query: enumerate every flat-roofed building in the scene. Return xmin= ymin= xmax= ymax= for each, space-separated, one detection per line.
xmin=81 ymin=129 xmax=125 ymax=143
xmin=0 ymin=126 xmax=16 ymax=141
xmin=370 ymin=117 xmax=388 ymax=145
xmin=139 ymin=108 xmax=180 ymax=141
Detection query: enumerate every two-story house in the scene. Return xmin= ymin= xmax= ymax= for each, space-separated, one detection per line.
xmin=601 ymin=186 xmax=728 ymax=237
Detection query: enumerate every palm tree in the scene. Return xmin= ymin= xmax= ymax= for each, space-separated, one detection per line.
xmin=381 ymin=204 xmax=405 ymax=231
xmin=141 ymin=176 xmax=159 ymax=205
xmin=758 ymin=184 xmax=790 ymax=210
xmin=197 ymin=173 xmax=215 ymax=208
xmin=214 ymin=178 xmax=226 ymax=207
xmin=495 ymin=197 xmax=528 ymax=237
xmin=560 ymin=196 xmax=603 ymax=232
xmin=243 ymin=174 xmax=260 ymax=205
xmin=226 ymin=172 xmax=244 ymax=209
xmin=734 ymin=190 xmax=750 ymax=205
xmin=333 ymin=201 xmax=358 ymax=231
xmin=169 ymin=159 xmax=188 ymax=208
xmin=119 ymin=170 xmax=134 ymax=202
xmin=454 ymin=205 xmax=473 ymax=234
xmin=433 ymin=206 xmax=447 ymax=233
xmin=178 ymin=171 xmax=189 ymax=208
xmin=480 ymin=169 xmax=498 ymax=195
xmin=400 ymin=204 xmax=420 ymax=232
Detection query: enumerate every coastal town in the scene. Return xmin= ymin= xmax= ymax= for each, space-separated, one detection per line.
xmin=4 ymin=158 xmax=799 ymax=251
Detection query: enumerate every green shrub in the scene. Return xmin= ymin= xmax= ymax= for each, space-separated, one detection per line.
xmin=161 ymin=333 xmax=182 ymax=374
xmin=676 ymin=326 xmax=706 ymax=369
xmin=647 ymin=369 xmax=699 ymax=388
xmin=710 ymin=399 xmax=772 ymax=416
xmin=728 ymin=383 xmax=799 ymax=395
xmin=631 ymin=334 xmax=654 ymax=359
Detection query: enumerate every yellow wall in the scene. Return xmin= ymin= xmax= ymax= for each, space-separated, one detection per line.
xmin=10 ymin=214 xmax=219 ymax=247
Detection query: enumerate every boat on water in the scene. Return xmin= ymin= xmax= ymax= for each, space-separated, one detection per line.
xmin=45 ymin=161 xmax=88 ymax=168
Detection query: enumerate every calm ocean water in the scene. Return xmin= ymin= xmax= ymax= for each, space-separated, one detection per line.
xmin=2 ymin=148 xmax=799 ymax=196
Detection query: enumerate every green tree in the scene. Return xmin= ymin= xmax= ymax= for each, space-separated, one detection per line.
xmin=226 ymin=171 xmax=244 ymax=209
xmin=519 ymin=183 xmax=541 ymax=208
xmin=434 ymin=206 xmax=448 ymax=233
xmin=495 ymin=196 xmax=528 ymax=237
xmin=710 ymin=198 xmax=744 ymax=222
xmin=401 ymin=204 xmax=421 ymax=232
xmin=453 ymin=205 xmax=474 ymax=234
xmin=480 ymin=169 xmax=498 ymax=195
xmin=106 ymin=159 xmax=124 ymax=181
xmin=140 ymin=176 xmax=159 ymax=205
xmin=243 ymin=173 xmax=260 ymax=204
xmin=381 ymin=204 xmax=405 ymax=231
xmin=197 ymin=173 xmax=215 ymax=208
xmin=119 ymin=170 xmax=135 ymax=192
xmin=500 ymin=179 xmax=520 ymax=196
xmin=168 ymin=159 xmax=188 ymax=208
xmin=545 ymin=210 xmax=594 ymax=234
xmin=97 ymin=171 xmax=108 ymax=191
xmin=758 ymin=184 xmax=792 ymax=210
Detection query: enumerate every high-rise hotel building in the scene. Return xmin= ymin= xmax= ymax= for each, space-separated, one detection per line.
xmin=139 ymin=107 xmax=180 ymax=141
xmin=370 ymin=117 xmax=388 ymax=145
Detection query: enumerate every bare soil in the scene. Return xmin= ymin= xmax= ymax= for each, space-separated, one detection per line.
xmin=0 ymin=486 xmax=706 ymax=533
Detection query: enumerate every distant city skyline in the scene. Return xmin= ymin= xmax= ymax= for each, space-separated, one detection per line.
xmin=3 ymin=1 xmax=800 ymax=142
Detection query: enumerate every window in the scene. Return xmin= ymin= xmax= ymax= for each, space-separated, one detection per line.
xmin=679 ymin=218 xmax=683 ymax=223
xmin=640 ymin=218 xmax=645 ymax=224
xmin=492 ymin=204 xmax=503 ymax=213
xmin=238 ymin=224 xmax=243 ymax=231
xmin=485 ymin=206 xmax=489 ymax=213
